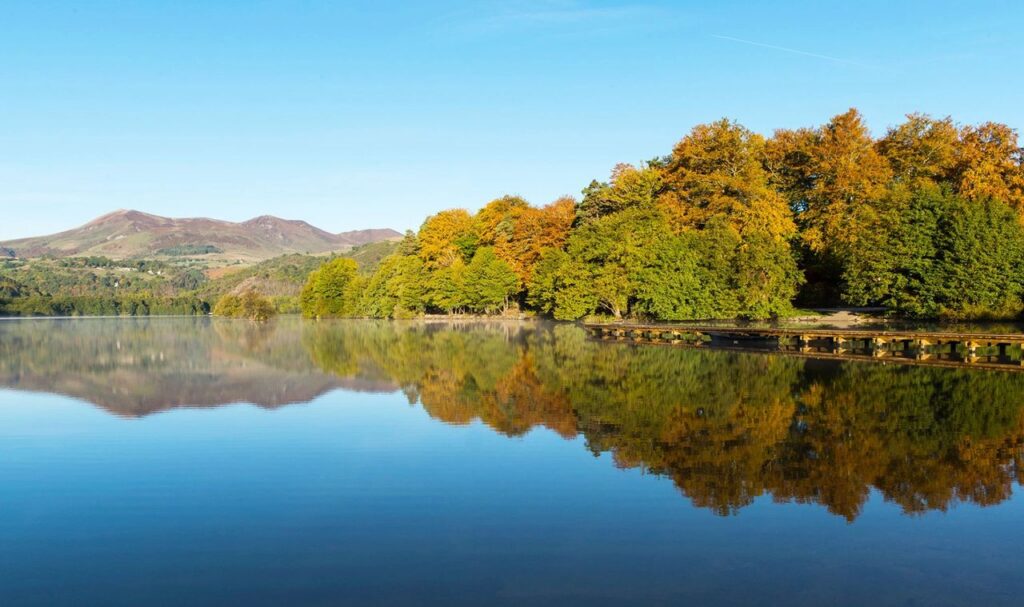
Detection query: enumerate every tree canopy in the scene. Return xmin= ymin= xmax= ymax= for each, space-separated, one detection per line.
xmin=281 ymin=110 xmax=1024 ymax=322
xmin=14 ymin=109 xmax=1020 ymax=321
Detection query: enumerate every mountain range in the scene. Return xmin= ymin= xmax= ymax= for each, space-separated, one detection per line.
xmin=0 ymin=210 xmax=402 ymax=263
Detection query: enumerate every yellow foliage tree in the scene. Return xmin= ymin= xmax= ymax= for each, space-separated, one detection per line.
xmin=417 ymin=209 xmax=477 ymax=270
xmin=796 ymin=108 xmax=892 ymax=255
xmin=954 ymin=122 xmax=1024 ymax=211
xmin=500 ymin=196 xmax=576 ymax=283
xmin=658 ymin=119 xmax=795 ymax=240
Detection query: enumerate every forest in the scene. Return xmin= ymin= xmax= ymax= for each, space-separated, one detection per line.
xmin=4 ymin=109 xmax=1024 ymax=321
xmin=300 ymin=109 xmax=1024 ymax=321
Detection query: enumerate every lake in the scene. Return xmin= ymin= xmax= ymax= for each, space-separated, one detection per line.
xmin=1 ymin=317 xmax=1022 ymax=606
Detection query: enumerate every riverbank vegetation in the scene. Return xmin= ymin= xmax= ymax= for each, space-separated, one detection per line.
xmin=4 ymin=109 xmax=1024 ymax=321
xmin=300 ymin=110 xmax=1024 ymax=321
xmin=213 ymin=290 xmax=276 ymax=321
xmin=0 ymin=242 xmax=397 ymax=317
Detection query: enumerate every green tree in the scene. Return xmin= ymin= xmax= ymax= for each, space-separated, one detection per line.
xmin=360 ymin=253 xmax=427 ymax=318
xmin=844 ymin=186 xmax=1024 ymax=318
xmin=464 ymin=247 xmax=518 ymax=314
xmin=631 ymin=220 xmax=799 ymax=321
xmin=731 ymin=231 xmax=802 ymax=318
xmin=562 ymin=207 xmax=666 ymax=318
xmin=526 ymin=248 xmax=568 ymax=316
xmin=299 ymin=258 xmax=361 ymax=318
xmin=632 ymin=232 xmax=722 ymax=320
xmin=428 ymin=257 xmax=469 ymax=314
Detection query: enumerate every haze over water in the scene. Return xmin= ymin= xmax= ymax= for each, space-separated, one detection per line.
xmin=1 ymin=318 xmax=1022 ymax=606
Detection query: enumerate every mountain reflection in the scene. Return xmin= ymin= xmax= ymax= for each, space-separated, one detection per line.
xmin=1 ymin=317 xmax=1022 ymax=520
xmin=0 ymin=318 xmax=397 ymax=416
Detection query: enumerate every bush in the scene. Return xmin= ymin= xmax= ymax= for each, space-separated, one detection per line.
xmin=214 ymin=290 xmax=275 ymax=321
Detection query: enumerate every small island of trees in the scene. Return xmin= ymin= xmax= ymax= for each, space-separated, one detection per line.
xmin=213 ymin=289 xmax=276 ymax=321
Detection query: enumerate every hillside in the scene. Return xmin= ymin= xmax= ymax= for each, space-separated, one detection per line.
xmin=0 ymin=209 xmax=401 ymax=264
xmin=0 ymin=238 xmax=403 ymax=317
xmin=200 ymin=242 xmax=400 ymax=302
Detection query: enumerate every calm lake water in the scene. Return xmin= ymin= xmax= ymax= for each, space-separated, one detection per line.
xmin=1 ymin=317 xmax=1022 ymax=606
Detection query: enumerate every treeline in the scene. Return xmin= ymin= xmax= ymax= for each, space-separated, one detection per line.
xmin=0 ymin=293 xmax=210 ymax=316
xmin=0 ymin=251 xmax=371 ymax=317
xmin=156 ymin=244 xmax=223 ymax=256
xmin=302 ymin=110 xmax=1024 ymax=320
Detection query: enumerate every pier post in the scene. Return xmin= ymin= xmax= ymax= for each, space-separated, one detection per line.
xmin=964 ymin=340 xmax=978 ymax=363
xmin=914 ymin=338 xmax=932 ymax=360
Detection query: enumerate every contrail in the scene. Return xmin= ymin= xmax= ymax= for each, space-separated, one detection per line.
xmin=711 ymin=34 xmax=870 ymax=68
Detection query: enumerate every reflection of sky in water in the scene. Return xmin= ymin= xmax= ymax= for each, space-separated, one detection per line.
xmin=0 ymin=319 xmax=1023 ymax=605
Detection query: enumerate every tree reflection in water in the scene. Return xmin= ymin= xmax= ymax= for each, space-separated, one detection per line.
xmin=1 ymin=317 xmax=1021 ymax=520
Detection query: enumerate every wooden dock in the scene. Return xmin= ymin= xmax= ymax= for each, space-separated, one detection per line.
xmin=582 ymin=322 xmax=1024 ymax=370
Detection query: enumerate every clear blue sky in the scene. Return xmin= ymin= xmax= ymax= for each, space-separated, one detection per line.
xmin=2 ymin=0 xmax=1022 ymax=240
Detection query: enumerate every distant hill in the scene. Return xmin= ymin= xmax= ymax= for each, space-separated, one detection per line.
xmin=0 ymin=209 xmax=401 ymax=263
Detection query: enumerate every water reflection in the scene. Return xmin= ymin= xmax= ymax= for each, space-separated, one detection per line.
xmin=0 ymin=318 xmax=395 ymax=416
xmin=1 ymin=317 xmax=1021 ymax=520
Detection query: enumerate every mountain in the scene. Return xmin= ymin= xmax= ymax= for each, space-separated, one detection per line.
xmin=0 ymin=210 xmax=402 ymax=263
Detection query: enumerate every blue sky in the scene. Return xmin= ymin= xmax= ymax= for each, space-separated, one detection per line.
xmin=2 ymin=0 xmax=1022 ymax=239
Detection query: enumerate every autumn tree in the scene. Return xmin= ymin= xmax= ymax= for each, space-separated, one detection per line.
xmin=475 ymin=195 xmax=529 ymax=249
xmin=876 ymin=113 xmax=959 ymax=188
xmin=659 ymin=119 xmax=795 ymax=240
xmin=503 ymin=196 xmax=576 ymax=283
xmin=789 ymin=109 xmax=892 ymax=256
xmin=877 ymin=115 xmax=1024 ymax=212
xmin=418 ymin=209 xmax=478 ymax=270
xmin=952 ymin=122 xmax=1024 ymax=211
xmin=214 ymin=289 xmax=275 ymax=321
xmin=764 ymin=126 xmax=817 ymax=213
xmin=577 ymin=162 xmax=663 ymax=225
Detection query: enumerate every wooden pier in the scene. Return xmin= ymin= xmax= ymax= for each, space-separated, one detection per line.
xmin=582 ymin=322 xmax=1024 ymax=371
